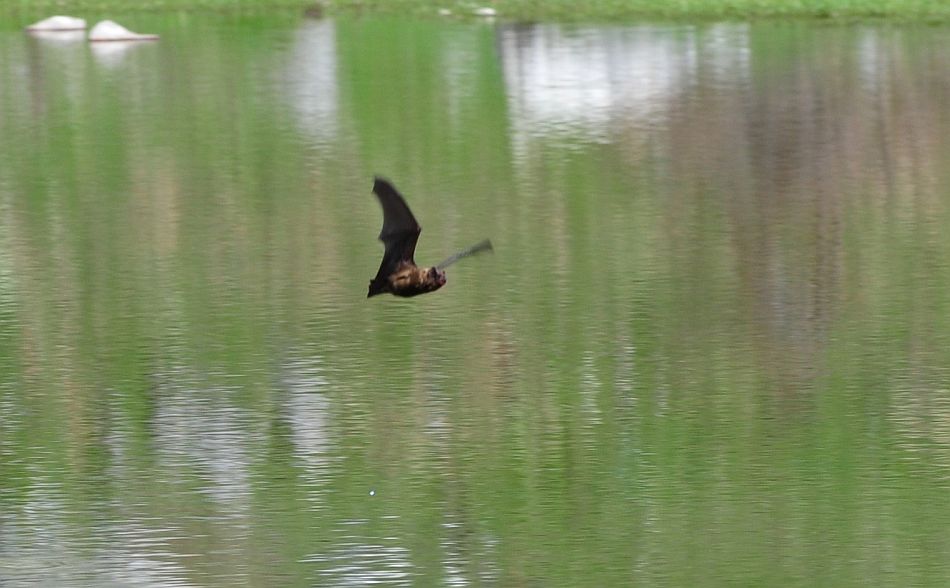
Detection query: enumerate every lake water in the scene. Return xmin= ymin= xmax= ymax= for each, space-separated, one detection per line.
xmin=2 ymin=15 xmax=950 ymax=587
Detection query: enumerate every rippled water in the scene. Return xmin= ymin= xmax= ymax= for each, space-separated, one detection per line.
xmin=2 ymin=15 xmax=950 ymax=587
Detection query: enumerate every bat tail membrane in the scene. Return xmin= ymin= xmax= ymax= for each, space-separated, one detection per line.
xmin=436 ymin=239 xmax=493 ymax=269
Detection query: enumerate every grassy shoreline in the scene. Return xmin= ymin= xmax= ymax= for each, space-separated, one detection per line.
xmin=331 ymin=0 xmax=950 ymax=22
xmin=5 ymin=0 xmax=950 ymax=22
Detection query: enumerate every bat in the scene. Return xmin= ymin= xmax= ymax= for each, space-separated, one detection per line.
xmin=367 ymin=177 xmax=493 ymax=298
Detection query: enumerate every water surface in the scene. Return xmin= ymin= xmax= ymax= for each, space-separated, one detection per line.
xmin=2 ymin=16 xmax=950 ymax=587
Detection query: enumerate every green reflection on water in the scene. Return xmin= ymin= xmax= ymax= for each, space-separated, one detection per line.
xmin=2 ymin=16 xmax=950 ymax=588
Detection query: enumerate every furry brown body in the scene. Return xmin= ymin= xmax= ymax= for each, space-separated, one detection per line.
xmin=368 ymin=261 xmax=446 ymax=298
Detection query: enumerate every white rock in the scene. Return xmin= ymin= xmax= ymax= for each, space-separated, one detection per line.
xmin=473 ymin=7 xmax=497 ymax=17
xmin=88 ymin=20 xmax=159 ymax=42
xmin=25 ymin=15 xmax=87 ymax=31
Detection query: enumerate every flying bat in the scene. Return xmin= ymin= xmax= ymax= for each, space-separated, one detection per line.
xmin=367 ymin=177 xmax=493 ymax=298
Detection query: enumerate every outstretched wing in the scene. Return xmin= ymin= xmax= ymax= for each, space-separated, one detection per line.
xmin=436 ymin=239 xmax=493 ymax=269
xmin=370 ymin=177 xmax=422 ymax=285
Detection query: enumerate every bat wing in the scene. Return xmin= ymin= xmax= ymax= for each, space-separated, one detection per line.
xmin=436 ymin=239 xmax=493 ymax=269
xmin=370 ymin=177 xmax=422 ymax=285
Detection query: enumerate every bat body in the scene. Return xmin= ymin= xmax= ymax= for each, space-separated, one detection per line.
xmin=367 ymin=177 xmax=491 ymax=298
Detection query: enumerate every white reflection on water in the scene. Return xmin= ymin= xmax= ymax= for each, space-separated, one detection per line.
xmin=153 ymin=371 xmax=256 ymax=511
xmin=281 ymin=350 xmax=335 ymax=507
xmin=304 ymin=518 xmax=414 ymax=586
xmin=26 ymin=30 xmax=86 ymax=44
xmin=1 ymin=474 xmax=198 ymax=587
xmin=858 ymin=28 xmax=885 ymax=89
xmin=498 ymin=23 xmax=751 ymax=156
xmin=580 ymin=350 xmax=603 ymax=426
xmin=0 ymin=479 xmax=78 ymax=585
xmin=101 ymin=416 xmax=200 ymax=587
xmin=890 ymin=367 xmax=950 ymax=476
xmin=281 ymin=20 xmax=339 ymax=146
xmin=441 ymin=28 xmax=483 ymax=130
xmin=97 ymin=519 xmax=198 ymax=588
xmin=500 ymin=24 xmax=682 ymax=141
xmin=440 ymin=516 xmax=500 ymax=587
xmin=146 ymin=370 xmax=260 ymax=584
xmin=90 ymin=41 xmax=148 ymax=69
xmin=0 ymin=197 xmax=15 ymax=324
xmin=6 ymin=32 xmax=89 ymax=122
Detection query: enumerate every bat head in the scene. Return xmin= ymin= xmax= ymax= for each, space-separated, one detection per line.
xmin=427 ymin=266 xmax=447 ymax=289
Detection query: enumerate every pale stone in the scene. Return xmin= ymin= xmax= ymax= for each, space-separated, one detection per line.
xmin=88 ymin=20 xmax=159 ymax=42
xmin=25 ymin=16 xmax=87 ymax=31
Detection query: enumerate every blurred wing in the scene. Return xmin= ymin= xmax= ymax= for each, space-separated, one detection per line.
xmin=371 ymin=177 xmax=422 ymax=279
xmin=436 ymin=239 xmax=493 ymax=269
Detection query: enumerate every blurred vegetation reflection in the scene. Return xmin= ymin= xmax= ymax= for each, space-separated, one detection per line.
xmin=2 ymin=16 xmax=950 ymax=587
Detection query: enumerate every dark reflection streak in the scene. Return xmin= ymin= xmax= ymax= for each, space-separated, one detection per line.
xmin=24 ymin=38 xmax=49 ymax=123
